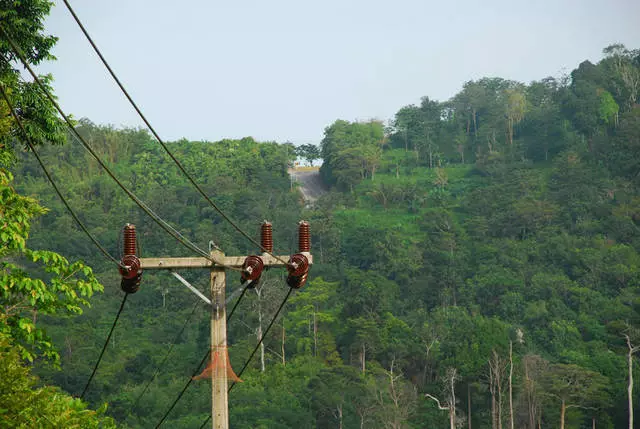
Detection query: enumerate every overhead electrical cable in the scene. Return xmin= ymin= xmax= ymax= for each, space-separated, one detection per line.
xmin=0 ymin=26 xmax=240 ymax=270
xmin=153 ymin=282 xmax=252 ymax=428
xmin=0 ymin=81 xmax=123 ymax=268
xmin=198 ymin=287 xmax=294 ymax=429
xmin=81 ymin=292 xmax=129 ymax=399
xmin=132 ymin=299 xmax=201 ymax=409
xmin=229 ymin=288 xmax=292 ymax=391
xmin=61 ymin=0 xmax=291 ymax=267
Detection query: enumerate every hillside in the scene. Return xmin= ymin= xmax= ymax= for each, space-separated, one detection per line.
xmin=2 ymin=4 xmax=640 ymax=427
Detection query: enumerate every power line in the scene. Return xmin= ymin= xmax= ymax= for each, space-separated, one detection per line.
xmin=153 ymin=283 xmax=251 ymax=428
xmin=132 ymin=299 xmax=201 ymax=410
xmin=230 ymin=287 xmax=292 ymax=390
xmin=0 ymin=26 xmax=238 ymax=270
xmin=81 ymin=292 xmax=129 ymax=399
xmin=0 ymin=81 xmax=123 ymax=268
xmin=61 ymin=0 xmax=291 ymax=266
xmin=198 ymin=287 xmax=293 ymax=429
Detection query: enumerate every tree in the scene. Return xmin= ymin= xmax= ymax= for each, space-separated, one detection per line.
xmin=608 ymin=107 xmax=640 ymax=184
xmin=309 ymin=365 xmax=365 ymax=429
xmin=426 ymin=368 xmax=459 ymax=429
xmin=320 ymin=120 xmax=385 ymax=189
xmin=603 ymin=44 xmax=640 ymax=111
xmin=392 ymin=105 xmax=421 ymax=153
xmin=505 ymin=87 xmax=527 ymax=148
xmin=1 ymin=167 xmax=103 ymax=364
xmin=0 ymin=0 xmax=66 ymax=159
xmin=0 ymin=331 xmax=117 ymax=428
xmin=543 ymin=364 xmax=609 ymax=429
xmin=418 ymin=97 xmax=442 ymax=168
xmin=488 ymin=350 xmax=507 ymax=429
xmin=521 ymin=354 xmax=548 ymax=429
xmin=374 ymin=359 xmax=417 ymax=429
xmin=296 ymin=143 xmax=321 ymax=166
xmin=623 ymin=333 xmax=640 ymax=429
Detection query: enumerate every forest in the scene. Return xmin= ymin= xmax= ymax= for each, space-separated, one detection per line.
xmin=2 ymin=1 xmax=640 ymax=429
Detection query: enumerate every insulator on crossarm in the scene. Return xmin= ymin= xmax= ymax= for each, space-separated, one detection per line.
xmin=261 ymin=221 xmax=273 ymax=253
xmin=119 ymin=223 xmax=142 ymax=293
xmin=287 ymin=271 xmax=308 ymax=289
xmin=298 ymin=221 xmax=310 ymax=253
xmin=121 ymin=273 xmax=142 ymax=294
xmin=241 ymin=255 xmax=264 ymax=288
xmin=123 ymin=223 xmax=137 ymax=256
xmin=287 ymin=253 xmax=309 ymax=289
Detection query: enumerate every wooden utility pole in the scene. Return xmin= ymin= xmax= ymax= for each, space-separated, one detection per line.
xmin=132 ymin=222 xmax=312 ymax=429
xmin=210 ymin=250 xmax=228 ymax=428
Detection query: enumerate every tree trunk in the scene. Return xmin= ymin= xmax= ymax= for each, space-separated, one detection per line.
xmin=361 ymin=342 xmax=366 ymax=374
xmin=313 ymin=305 xmax=318 ymax=357
xmin=281 ymin=322 xmax=286 ymax=366
xmin=472 ymin=108 xmax=478 ymax=137
xmin=525 ymin=360 xmax=535 ymax=429
xmin=560 ymin=400 xmax=566 ymax=429
xmin=629 ymin=345 xmax=634 ymax=429
xmin=450 ymin=373 xmax=456 ymax=429
xmin=509 ymin=342 xmax=514 ymax=429
xmin=450 ymin=407 xmax=455 ymax=429
xmin=592 ymin=416 xmax=596 ymax=429
xmin=491 ymin=366 xmax=497 ymax=429
xmin=497 ymin=375 xmax=503 ymax=429
xmin=468 ymin=384 xmax=472 ymax=429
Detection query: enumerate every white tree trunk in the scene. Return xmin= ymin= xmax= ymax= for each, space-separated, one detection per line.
xmin=313 ymin=305 xmax=318 ymax=357
xmin=629 ymin=345 xmax=634 ymax=429
xmin=625 ymin=335 xmax=639 ymax=429
xmin=281 ymin=322 xmax=286 ymax=366
xmin=509 ymin=342 xmax=514 ymax=429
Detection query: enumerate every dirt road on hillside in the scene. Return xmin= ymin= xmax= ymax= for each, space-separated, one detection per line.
xmin=289 ymin=167 xmax=327 ymax=204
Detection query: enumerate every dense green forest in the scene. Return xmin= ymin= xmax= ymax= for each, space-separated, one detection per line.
xmin=3 ymin=1 xmax=640 ymax=429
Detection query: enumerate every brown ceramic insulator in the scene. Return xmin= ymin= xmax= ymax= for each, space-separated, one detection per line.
xmin=121 ymin=272 xmax=142 ymax=294
xmin=287 ymin=253 xmax=309 ymax=277
xmin=119 ymin=254 xmax=141 ymax=279
xmin=287 ymin=271 xmax=308 ymax=289
xmin=123 ymin=224 xmax=137 ymax=256
xmin=241 ymin=255 xmax=264 ymax=283
xmin=298 ymin=221 xmax=310 ymax=252
xmin=261 ymin=221 xmax=273 ymax=253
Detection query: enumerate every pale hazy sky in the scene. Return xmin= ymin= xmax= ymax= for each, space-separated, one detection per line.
xmin=38 ymin=0 xmax=640 ymax=144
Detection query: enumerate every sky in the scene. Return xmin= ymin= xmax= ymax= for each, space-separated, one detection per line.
xmin=38 ymin=0 xmax=640 ymax=145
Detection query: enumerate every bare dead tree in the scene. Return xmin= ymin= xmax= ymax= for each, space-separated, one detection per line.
xmin=509 ymin=341 xmax=514 ymax=429
xmin=377 ymin=358 xmax=416 ymax=429
xmin=488 ymin=350 xmax=508 ymax=429
xmin=624 ymin=334 xmax=640 ymax=429
xmin=522 ymin=354 xmax=547 ymax=429
xmin=426 ymin=367 xmax=459 ymax=429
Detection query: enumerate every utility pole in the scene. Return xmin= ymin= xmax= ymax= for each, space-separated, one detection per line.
xmin=118 ymin=221 xmax=311 ymax=429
